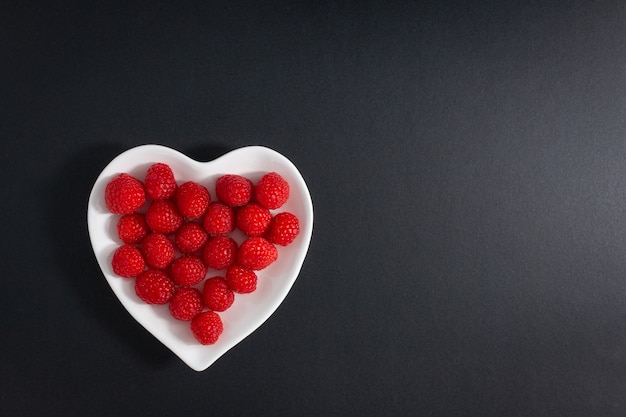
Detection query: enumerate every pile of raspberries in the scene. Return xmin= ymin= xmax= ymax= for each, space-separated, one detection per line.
xmin=104 ymin=163 xmax=299 ymax=345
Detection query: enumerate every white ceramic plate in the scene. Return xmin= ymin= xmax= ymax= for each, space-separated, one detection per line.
xmin=87 ymin=145 xmax=313 ymax=371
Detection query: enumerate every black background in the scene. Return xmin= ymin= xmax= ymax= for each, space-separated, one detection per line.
xmin=3 ymin=1 xmax=626 ymax=416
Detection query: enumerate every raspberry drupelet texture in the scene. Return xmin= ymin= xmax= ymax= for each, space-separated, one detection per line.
xmin=175 ymin=221 xmax=209 ymax=254
xmin=169 ymin=255 xmax=208 ymax=287
xmin=237 ymin=237 xmax=278 ymax=270
xmin=144 ymin=162 xmax=177 ymax=200
xmin=236 ymin=202 xmax=272 ymax=237
xmin=254 ymin=172 xmax=289 ymax=210
xmin=265 ymin=212 xmax=300 ymax=246
xmin=145 ymin=199 xmax=183 ymax=234
xmin=117 ymin=213 xmax=150 ymax=244
xmin=215 ymin=174 xmax=253 ymax=207
xmin=191 ymin=311 xmax=224 ymax=345
xmin=105 ymin=173 xmax=146 ymax=214
xmin=135 ymin=269 xmax=175 ymax=305
xmin=202 ymin=202 xmax=235 ymax=236
xmin=225 ymin=265 xmax=258 ymax=293
xmin=111 ymin=244 xmax=145 ymax=278
xmin=203 ymin=277 xmax=235 ymax=312
xmin=169 ymin=287 xmax=204 ymax=321
xmin=176 ymin=181 xmax=211 ymax=219
xmin=202 ymin=236 xmax=238 ymax=270
xmin=141 ymin=233 xmax=175 ymax=269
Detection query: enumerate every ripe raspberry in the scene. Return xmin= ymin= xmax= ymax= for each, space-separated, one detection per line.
xmin=111 ymin=244 xmax=145 ymax=278
xmin=225 ymin=265 xmax=257 ymax=293
xmin=266 ymin=212 xmax=300 ymax=246
xmin=145 ymin=199 xmax=183 ymax=234
xmin=237 ymin=237 xmax=278 ymax=270
xmin=104 ymin=173 xmax=146 ymax=214
xmin=175 ymin=181 xmax=210 ymax=219
xmin=169 ymin=287 xmax=204 ymax=321
xmin=135 ymin=269 xmax=175 ymax=304
xmin=215 ymin=174 xmax=253 ymax=207
xmin=254 ymin=172 xmax=289 ymax=210
xmin=144 ymin=162 xmax=177 ymax=200
xmin=203 ymin=277 xmax=235 ymax=311
xmin=191 ymin=311 xmax=223 ymax=345
xmin=202 ymin=236 xmax=238 ymax=270
xmin=175 ymin=221 xmax=208 ymax=254
xmin=236 ymin=202 xmax=272 ymax=237
xmin=169 ymin=255 xmax=207 ymax=286
xmin=141 ymin=233 xmax=175 ymax=269
xmin=202 ymin=202 xmax=235 ymax=236
xmin=117 ymin=213 xmax=149 ymax=244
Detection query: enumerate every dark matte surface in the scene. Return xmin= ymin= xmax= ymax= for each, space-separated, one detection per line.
xmin=4 ymin=1 xmax=626 ymax=416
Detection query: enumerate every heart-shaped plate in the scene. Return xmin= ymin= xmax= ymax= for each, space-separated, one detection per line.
xmin=87 ymin=145 xmax=313 ymax=371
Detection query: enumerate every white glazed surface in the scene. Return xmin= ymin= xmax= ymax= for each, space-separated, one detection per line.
xmin=87 ymin=145 xmax=313 ymax=371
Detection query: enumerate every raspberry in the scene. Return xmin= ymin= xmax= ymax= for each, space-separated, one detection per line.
xmin=145 ymin=199 xmax=183 ymax=234
xmin=203 ymin=277 xmax=235 ymax=311
xmin=111 ymin=244 xmax=145 ymax=278
xmin=117 ymin=213 xmax=149 ymax=244
xmin=190 ymin=311 xmax=223 ymax=345
xmin=141 ymin=233 xmax=175 ymax=269
xmin=236 ymin=202 xmax=272 ymax=237
xmin=175 ymin=221 xmax=208 ymax=254
xmin=254 ymin=172 xmax=289 ymax=210
xmin=225 ymin=265 xmax=257 ymax=293
xmin=237 ymin=237 xmax=278 ymax=270
xmin=202 ymin=202 xmax=235 ymax=236
xmin=104 ymin=173 xmax=146 ymax=214
xmin=202 ymin=236 xmax=238 ymax=270
xmin=169 ymin=287 xmax=204 ymax=321
xmin=175 ymin=181 xmax=210 ymax=219
xmin=215 ymin=174 xmax=253 ymax=207
xmin=135 ymin=269 xmax=175 ymax=304
xmin=169 ymin=255 xmax=207 ymax=286
xmin=144 ymin=162 xmax=177 ymax=200
xmin=265 ymin=212 xmax=300 ymax=246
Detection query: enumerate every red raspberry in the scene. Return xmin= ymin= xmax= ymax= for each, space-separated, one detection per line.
xmin=145 ymin=199 xmax=183 ymax=234
xmin=141 ymin=233 xmax=175 ymax=269
xmin=169 ymin=287 xmax=204 ymax=321
xmin=203 ymin=277 xmax=235 ymax=311
xmin=104 ymin=173 xmax=146 ymax=214
xmin=191 ymin=311 xmax=223 ymax=345
xmin=117 ymin=213 xmax=149 ymax=244
xmin=111 ymin=244 xmax=145 ymax=278
xmin=225 ymin=265 xmax=257 ymax=293
xmin=175 ymin=222 xmax=208 ymax=254
xmin=135 ymin=269 xmax=175 ymax=304
xmin=175 ymin=181 xmax=210 ymax=219
xmin=202 ymin=236 xmax=238 ymax=270
xmin=144 ymin=162 xmax=177 ymax=200
xmin=254 ymin=172 xmax=289 ymax=210
xmin=236 ymin=202 xmax=272 ymax=237
xmin=237 ymin=237 xmax=278 ymax=270
xmin=169 ymin=255 xmax=207 ymax=287
xmin=202 ymin=202 xmax=235 ymax=236
xmin=265 ymin=212 xmax=300 ymax=246
xmin=215 ymin=174 xmax=253 ymax=207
